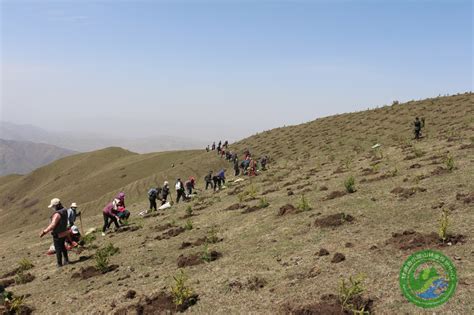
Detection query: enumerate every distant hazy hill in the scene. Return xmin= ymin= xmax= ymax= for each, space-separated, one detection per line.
xmin=0 ymin=121 xmax=208 ymax=153
xmin=0 ymin=139 xmax=77 ymax=176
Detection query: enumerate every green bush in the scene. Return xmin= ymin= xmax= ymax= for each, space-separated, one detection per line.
xmin=94 ymin=243 xmax=119 ymax=272
xmin=82 ymin=232 xmax=97 ymax=245
xmin=170 ymin=269 xmax=193 ymax=306
xmin=201 ymin=244 xmax=211 ymax=262
xmin=297 ymin=194 xmax=311 ymax=211
xmin=258 ymin=197 xmax=270 ymax=209
xmin=18 ymin=258 xmax=33 ymax=272
xmin=344 ymin=176 xmax=356 ymax=193
xmin=186 ymin=205 xmax=193 ymax=216
xmin=207 ymin=227 xmax=219 ymax=244
xmin=184 ymin=219 xmax=193 ymax=230
xmin=439 ymin=209 xmax=449 ymax=242
xmin=95 ymin=250 xmax=109 ymax=272
xmin=445 ymin=155 xmax=455 ymax=171
xmin=338 ymin=274 xmax=368 ymax=314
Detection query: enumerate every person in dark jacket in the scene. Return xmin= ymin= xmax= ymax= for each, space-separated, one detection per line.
xmin=234 ymin=158 xmax=240 ymax=176
xmin=148 ymin=187 xmax=160 ymax=211
xmin=205 ymin=171 xmax=213 ymax=190
xmin=185 ymin=177 xmax=195 ymax=196
xmin=40 ymin=198 xmax=69 ymax=267
xmin=161 ymin=181 xmax=170 ymax=205
xmin=414 ymin=117 xmax=422 ymax=139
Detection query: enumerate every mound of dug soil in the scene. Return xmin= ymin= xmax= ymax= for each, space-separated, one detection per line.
xmin=314 ymin=213 xmax=354 ymax=228
xmin=228 ymin=276 xmax=267 ymax=292
xmin=116 ymin=225 xmax=141 ymax=233
xmin=325 ymin=191 xmax=346 ymax=200
xmin=0 ymin=278 xmax=15 ymax=288
xmin=114 ymin=291 xmax=199 ymax=314
xmin=386 ymin=230 xmax=466 ymax=250
xmin=151 ymin=223 xmax=175 ymax=232
xmin=241 ymin=206 xmax=262 ymax=214
xmin=155 ymin=227 xmax=186 ymax=240
xmin=177 ymin=251 xmax=222 ymax=268
xmin=278 ymin=204 xmax=298 ymax=216
xmin=456 ymin=192 xmax=474 ymax=204
xmin=390 ymin=186 xmax=426 ymax=199
xmin=0 ymin=303 xmax=34 ymax=315
xmin=283 ymin=293 xmax=373 ymax=315
xmin=180 ymin=237 xmax=223 ymax=249
xmin=71 ymin=265 xmax=119 ymax=280
xmin=225 ymin=203 xmax=245 ymax=211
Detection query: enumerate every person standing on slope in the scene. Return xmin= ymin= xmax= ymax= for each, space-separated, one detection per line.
xmin=175 ymin=178 xmax=186 ymax=203
xmin=40 ymin=198 xmax=70 ymax=267
xmin=185 ymin=177 xmax=195 ymax=196
xmin=161 ymin=181 xmax=170 ymax=205
xmin=205 ymin=171 xmax=214 ymax=190
xmin=148 ymin=187 xmax=160 ymax=212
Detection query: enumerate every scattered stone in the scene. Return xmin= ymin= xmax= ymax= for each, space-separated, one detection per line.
xmin=317 ymin=248 xmax=330 ymax=256
xmin=125 ymin=290 xmax=137 ymax=299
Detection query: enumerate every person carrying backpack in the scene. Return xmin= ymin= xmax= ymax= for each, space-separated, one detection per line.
xmin=175 ymin=178 xmax=186 ymax=203
xmin=40 ymin=198 xmax=70 ymax=267
xmin=148 ymin=187 xmax=160 ymax=212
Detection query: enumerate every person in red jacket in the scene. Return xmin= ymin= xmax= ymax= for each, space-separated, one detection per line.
xmin=40 ymin=198 xmax=70 ymax=267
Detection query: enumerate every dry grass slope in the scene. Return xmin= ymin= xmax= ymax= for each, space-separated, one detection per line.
xmin=0 ymin=93 xmax=472 ymax=314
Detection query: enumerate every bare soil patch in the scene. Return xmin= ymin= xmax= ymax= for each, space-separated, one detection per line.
xmin=385 ymin=230 xmax=466 ymax=250
xmin=325 ymin=191 xmax=346 ymax=200
xmin=283 ymin=293 xmax=373 ymax=315
xmin=314 ymin=213 xmax=354 ymax=228
xmin=177 ymin=251 xmax=222 ymax=268
xmin=71 ymin=265 xmax=119 ymax=280
xmin=241 ymin=206 xmax=262 ymax=214
xmin=114 ymin=291 xmax=198 ymax=314
xmin=225 ymin=203 xmax=245 ymax=211
xmin=278 ymin=204 xmax=298 ymax=216
xmin=456 ymin=192 xmax=474 ymax=204
xmin=331 ymin=253 xmax=346 ymax=263
xmin=155 ymin=227 xmax=185 ymax=240
xmin=180 ymin=237 xmax=223 ymax=249
xmin=390 ymin=186 xmax=426 ymax=199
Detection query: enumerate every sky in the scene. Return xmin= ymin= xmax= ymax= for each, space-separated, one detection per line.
xmin=1 ymin=0 xmax=472 ymax=141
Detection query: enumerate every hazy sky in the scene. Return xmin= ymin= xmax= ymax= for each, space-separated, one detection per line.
xmin=1 ymin=0 xmax=472 ymax=141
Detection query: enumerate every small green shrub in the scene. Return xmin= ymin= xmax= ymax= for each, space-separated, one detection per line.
xmin=18 ymin=258 xmax=33 ymax=272
xmin=94 ymin=250 xmax=109 ymax=272
xmin=102 ymin=243 xmax=120 ymax=257
xmin=439 ymin=208 xmax=449 ymax=242
xmin=82 ymin=232 xmax=97 ymax=245
xmin=186 ymin=205 xmax=193 ymax=216
xmin=201 ymin=244 xmax=211 ymax=262
xmin=258 ymin=197 xmax=270 ymax=209
xmin=297 ymin=194 xmax=311 ymax=211
xmin=14 ymin=272 xmax=31 ymax=285
xmin=184 ymin=219 xmax=193 ymax=230
xmin=170 ymin=269 xmax=193 ymax=306
xmin=445 ymin=155 xmax=455 ymax=171
xmin=344 ymin=176 xmax=356 ymax=193
xmin=8 ymin=296 xmax=25 ymax=314
xmin=207 ymin=227 xmax=219 ymax=244
xmin=338 ymin=274 xmax=368 ymax=314
xmin=247 ymin=184 xmax=258 ymax=199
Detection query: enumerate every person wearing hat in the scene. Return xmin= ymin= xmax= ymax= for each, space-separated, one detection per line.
xmin=40 ymin=198 xmax=70 ymax=267
xmin=161 ymin=181 xmax=170 ymax=205
xmin=67 ymin=202 xmax=80 ymax=228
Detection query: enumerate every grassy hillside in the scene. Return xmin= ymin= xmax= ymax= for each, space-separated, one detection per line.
xmin=0 ymin=139 xmax=76 ymax=176
xmin=0 ymin=93 xmax=472 ymax=314
xmin=0 ymin=147 xmax=229 ymax=232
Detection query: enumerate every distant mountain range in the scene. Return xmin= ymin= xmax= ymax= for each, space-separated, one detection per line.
xmin=0 ymin=139 xmax=77 ymax=176
xmin=0 ymin=121 xmax=208 ymax=153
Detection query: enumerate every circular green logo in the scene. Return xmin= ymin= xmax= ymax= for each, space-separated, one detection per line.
xmin=400 ymin=250 xmax=457 ymax=308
